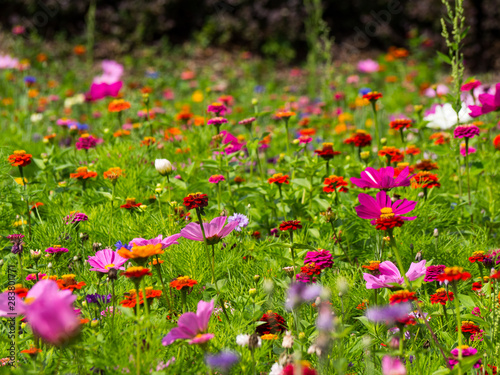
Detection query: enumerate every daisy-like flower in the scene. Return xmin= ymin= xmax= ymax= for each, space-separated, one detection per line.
xmin=389 ymin=290 xmax=417 ymax=304
xmin=314 ymin=143 xmax=341 ymax=160
xmin=70 ymin=167 xmax=97 ymax=180
xmin=351 ymin=166 xmax=414 ymax=191
xmin=121 ymin=266 xmax=152 ymax=280
xmin=108 ymin=99 xmax=131 ymax=112
xmin=180 ymin=216 xmax=238 ymax=245
xmin=436 ymin=267 xmax=471 ymax=282
xmin=87 ymin=248 xmax=127 ymax=273
xmin=362 ymin=91 xmax=383 ymax=102
xmin=378 ymin=146 xmax=404 ymax=164
xmin=424 ymin=265 xmax=446 ymax=282
xmin=117 ymin=243 xmax=163 ymax=262
xmin=469 ymin=251 xmax=485 ymax=263
xmin=430 ymin=288 xmax=454 ymax=305
xmin=461 ymin=79 xmax=481 ymax=92
xmin=411 ymin=172 xmax=441 ymax=189
xmin=323 ymin=175 xmax=349 ymax=193
xmin=355 ymin=190 xmax=417 ymax=230
xmin=65 ymin=212 xmax=88 ymax=224
xmin=389 ymin=118 xmax=412 ymax=131
xmin=275 ymin=110 xmax=296 ymax=120
xmin=8 ymin=150 xmax=32 ymax=167
xmin=448 ymin=346 xmax=481 ymax=369
xmin=170 ymin=276 xmax=198 ymax=290
xmin=207 ymin=117 xmax=228 ymax=126
xmin=75 ymin=134 xmax=98 ymax=150
xmin=120 ymin=197 xmax=142 ymax=209
xmin=304 ymin=250 xmax=333 ymax=270
xmin=183 ymin=193 xmax=209 ymax=211
xmin=415 ymin=160 xmax=439 ymax=171
xmin=268 ymin=173 xmax=289 ymax=185
xmin=103 ymin=167 xmax=124 ymax=181
xmin=363 ymin=260 xmax=426 ymax=289
xmin=56 ymin=274 xmax=86 ymax=291
xmin=207 ymin=102 xmax=227 ymax=116
xmin=120 ymin=287 xmax=162 ymax=308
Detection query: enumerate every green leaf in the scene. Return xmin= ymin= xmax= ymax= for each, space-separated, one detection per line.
xmin=308 ymin=228 xmax=320 ymax=239
xmin=291 ymin=178 xmax=312 ymax=190
xmin=291 ymin=243 xmax=316 ymax=251
xmin=437 ymin=51 xmax=451 ymax=65
xmin=32 ymin=158 xmax=46 ymax=170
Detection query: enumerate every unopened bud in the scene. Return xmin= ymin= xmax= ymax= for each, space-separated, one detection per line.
xmin=249 ymin=288 xmax=257 ymax=296
xmin=298 ymin=332 xmax=305 ymax=339
xmin=380 ymin=138 xmax=387 ymax=145
xmin=433 ymin=228 xmax=439 ymax=237
xmin=251 ymin=98 xmax=258 ymax=105
xmin=47 ymin=262 xmax=53 ymax=269
xmin=91 ymin=320 xmax=99 ymax=328
xmin=253 ymin=275 xmax=260 ymax=282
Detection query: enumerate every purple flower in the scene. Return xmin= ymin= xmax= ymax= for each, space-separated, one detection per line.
xmin=87 ymin=248 xmax=127 ymax=273
xmin=75 ymin=135 xmax=98 ymax=150
xmin=304 ymin=250 xmax=333 ymax=270
xmin=363 ymin=260 xmax=426 ymax=289
xmin=424 ymin=265 xmax=446 ymax=282
xmin=205 ymin=351 xmax=240 ymax=374
xmin=295 ymin=272 xmax=316 ymax=283
xmin=238 ymin=117 xmax=256 ymax=126
xmin=207 ymin=103 xmax=228 ymax=116
xmin=129 ymin=234 xmax=181 ymax=249
xmin=285 ymin=283 xmax=322 ymax=311
xmin=366 ymin=303 xmax=412 ymax=324
xmin=46 ymin=246 xmax=69 ymax=254
xmin=460 ymin=144 xmax=477 ymax=156
xmin=162 ymin=299 xmax=214 ymax=346
xmin=7 ymin=234 xmax=25 ymax=254
xmin=351 ymin=166 xmax=414 ymax=190
xmin=227 ymin=213 xmax=249 ymax=232
xmin=86 ymin=293 xmax=111 ymax=306
xmin=316 ymin=302 xmax=333 ymax=331
xmin=454 ymin=124 xmax=480 ymax=139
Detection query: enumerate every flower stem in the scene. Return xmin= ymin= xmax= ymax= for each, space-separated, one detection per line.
xmin=465 ymin=138 xmax=471 ymax=208
xmin=371 ymin=102 xmax=380 ymax=152
xmin=452 ymin=282 xmax=463 ymax=374
xmin=108 ymin=182 xmax=116 ymax=246
xmin=154 ymin=256 xmax=171 ymax=312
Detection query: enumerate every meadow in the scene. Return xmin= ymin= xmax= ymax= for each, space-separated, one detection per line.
xmin=1 ymin=21 xmax=500 ymax=375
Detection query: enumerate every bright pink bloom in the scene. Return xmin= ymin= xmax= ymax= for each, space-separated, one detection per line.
xmin=87 ymin=248 xmax=127 ymax=273
xmin=76 ymin=135 xmax=98 ymax=150
xmin=461 ymin=79 xmax=481 ymax=92
xmin=218 ymin=131 xmax=245 ymax=155
xmin=162 ymin=299 xmax=214 ymax=345
xmin=355 ymin=190 xmax=417 ymax=224
xmin=357 ymin=59 xmax=379 ymax=73
xmin=454 ymin=124 xmax=480 ymax=139
xmin=180 ymin=216 xmax=238 ymax=245
xmin=468 ymin=82 xmax=500 ymax=117
xmin=424 ymin=84 xmax=449 ymax=98
xmin=130 ymin=234 xmax=181 ymax=249
xmin=93 ymin=60 xmax=123 ymax=84
xmin=207 ymin=103 xmax=228 ymax=116
xmin=460 ymin=144 xmax=476 ymax=156
xmin=26 ymin=273 xmax=46 ymax=281
xmin=208 ymin=175 xmax=226 ymax=184
xmin=207 ymin=117 xmax=228 ymax=126
xmin=86 ymin=81 xmax=123 ymax=101
xmin=0 ymin=54 xmax=19 ymax=69
xmin=363 ymin=260 xmax=426 ymax=289
xmin=382 ymin=356 xmax=407 ymax=375
xmin=298 ymin=135 xmax=312 ymax=144
xmin=0 ymin=280 xmax=79 ymax=345
xmin=351 ymin=166 xmax=414 ymax=190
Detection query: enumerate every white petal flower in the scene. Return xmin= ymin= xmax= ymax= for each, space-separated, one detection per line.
xmin=424 ymin=103 xmax=472 ymax=130
xmin=155 ymin=159 xmax=172 ymax=176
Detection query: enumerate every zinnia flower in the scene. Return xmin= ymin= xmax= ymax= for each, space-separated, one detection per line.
xmin=209 ymin=174 xmax=225 ymax=184
xmin=227 ymin=213 xmax=249 ymax=232
xmin=454 ymin=124 xmax=480 ymax=139
xmin=117 ymin=243 xmax=163 ymax=261
xmin=8 ymin=150 xmax=32 ymax=167
xmin=255 ymin=311 xmax=287 ymax=336
xmin=304 ymin=250 xmax=333 ymax=270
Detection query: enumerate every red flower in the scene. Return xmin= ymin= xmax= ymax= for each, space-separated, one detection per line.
xmin=458 ymin=321 xmax=480 ymax=335
xmin=472 ymin=282 xmax=483 ymax=291
xmin=389 ymin=290 xmax=417 ymax=304
xmin=314 ymin=143 xmax=341 ymax=160
xmin=362 ymin=91 xmax=383 ymax=102
xmin=469 ymin=251 xmax=485 ymax=263
xmin=344 ymin=130 xmax=372 ymax=148
xmin=183 ymin=193 xmax=209 ymax=211
xmin=389 ymin=119 xmax=412 ymax=131
xmin=120 ymin=198 xmax=142 ymax=209
xmin=436 ymin=267 xmax=471 ymax=282
xmin=415 ymin=160 xmax=439 ymax=171
xmin=279 ymin=220 xmax=302 ymax=231
xmin=300 ymin=263 xmax=322 ymax=276
xmin=378 ymin=147 xmax=404 ymax=163
xmin=255 ymin=311 xmax=287 ymax=336
xmin=121 ymin=266 xmax=152 ymax=279
xmin=323 ymin=175 xmax=349 ymax=193
xmin=268 ymin=173 xmax=289 ymax=185
xmin=8 ymin=150 xmax=32 ymax=167
xmin=374 ymin=216 xmax=405 ymax=231
xmin=411 ymin=172 xmax=441 ymax=189
xmin=430 ymin=288 xmax=454 ymax=305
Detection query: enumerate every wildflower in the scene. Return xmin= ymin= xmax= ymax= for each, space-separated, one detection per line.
xmin=268 ymin=173 xmax=289 ymax=185
xmin=121 ymin=266 xmax=152 ymax=279
xmin=362 ymin=91 xmax=383 ymax=102
xmin=351 ymin=166 xmax=414 ymax=190
xmin=314 ymin=143 xmax=341 ymax=160
xmin=468 ymin=82 xmax=500 ymax=117
xmin=378 ymin=146 xmax=404 ymax=164
xmin=301 ymin=263 xmax=322 ymax=276
xmin=120 ymin=198 xmax=142 ymax=209
xmin=469 ymin=251 xmax=485 ymax=263
xmin=65 ymin=212 xmax=88 ymax=224
xmin=424 ymin=103 xmax=471 ymax=129
xmin=363 ymin=260 xmax=426 ymax=289
xmin=459 ymin=321 xmax=480 ymax=336
xmin=389 ymin=119 xmax=412 ymax=131
xmin=430 ymin=288 xmax=454 ymax=305
xmin=7 ymin=234 xmax=24 ymax=254
xmin=130 ymin=234 xmax=181 ymax=249
xmin=87 ymin=248 xmax=127 ymax=273
xmin=472 ymin=282 xmax=483 ymax=291
xmin=8 ymin=150 xmax=32 ymax=167
xmin=207 ymin=117 xmax=228 ymax=126
xmin=448 ymin=346 xmax=481 ymax=369
xmin=162 ymin=299 xmax=215 ymax=345
xmin=285 ymin=283 xmax=322 ymax=311
xmin=279 ymin=220 xmax=302 ymax=231
xmin=381 ymin=356 xmax=407 ymax=375
xmin=411 ymin=172 xmax=441 ymax=189
xmin=180 ymin=216 xmax=238 ymax=245
xmin=424 ymin=265 xmax=446 ymax=282
xmin=20 ymin=348 xmax=42 ymax=357
xmin=436 ymin=267 xmax=471 ymax=282
xmin=366 ymin=303 xmax=412 ymax=324
xmin=108 ymin=99 xmax=131 ymax=112
xmin=357 ymin=59 xmax=379 ymax=73
xmin=461 ymin=79 xmax=481 ymax=91
xmin=304 ymin=250 xmax=333 ymax=270
xmin=227 ymin=213 xmax=249 ymax=232
xmin=117 ymin=243 xmax=163 ymax=261
xmin=209 ymin=174 xmax=225 ymax=184
xmin=494 ymin=134 xmax=500 ymax=150
xmin=56 ymin=274 xmax=86 ymax=291
xmin=103 ymin=167 xmax=124 ymax=181
xmin=275 ymin=110 xmax=296 ymax=120
xmin=454 ymin=124 xmax=480 ymax=139
xmin=282 ymin=362 xmax=317 ymax=375
xmin=256 ymin=311 xmax=287 ymax=336
xmin=389 ymin=290 xmax=417 ymax=304
xmin=75 ymin=134 xmax=98 ymax=150
xmin=415 ymin=160 xmax=439 ymax=171
xmin=207 ymin=102 xmax=227 ymax=116
xmin=140 ymin=137 xmax=156 ymax=147
xmin=205 ymin=351 xmax=240 ymax=374
xmin=355 ymin=190 xmax=417 ymax=230
xmin=120 ymin=288 xmax=162 ymax=308
xmin=170 ymin=276 xmax=198 ymax=290
xmin=45 ymin=245 xmax=69 ymax=254
xmin=183 ymin=193 xmax=209 ymax=211
xmin=261 ymin=333 xmax=279 ymax=340
xmin=323 ymin=175 xmax=349 ymax=193
xmin=70 ymin=167 xmax=97 ymax=180
xmin=344 ymin=130 xmax=372 ymax=148
xmin=155 ymin=159 xmax=172 ymax=176
xmin=86 ymin=293 xmax=111 ymax=306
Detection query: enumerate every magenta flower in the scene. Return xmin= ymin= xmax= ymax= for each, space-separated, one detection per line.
xmin=180 ymin=216 xmax=238 ymax=245
xmin=381 ymin=356 xmax=407 ymax=375
xmin=357 ymin=59 xmax=379 ymax=73
xmin=0 ymin=279 xmax=80 ymax=345
xmin=76 ymin=135 xmax=98 ymax=150
xmin=424 ymin=265 xmax=446 ymax=282
xmin=304 ymin=250 xmax=333 ymax=270
xmin=363 ymin=260 xmax=426 ymax=289
xmin=448 ymin=347 xmax=481 ymax=369
xmin=130 ymin=234 xmax=181 ymax=249
xmin=45 ymin=246 xmax=69 ymax=254
xmin=238 ymin=117 xmax=256 ymax=126
xmin=65 ymin=212 xmax=88 ymax=224
xmin=162 ymin=299 xmax=214 ymax=345
xmin=461 ymin=79 xmax=481 ymax=92
xmin=207 ymin=117 xmax=228 ymax=126
xmin=209 ymin=175 xmax=226 ymax=184
xmin=454 ymin=124 xmax=480 ymax=139
xmin=355 ymin=190 xmax=417 ymax=224
xmin=460 ymin=144 xmax=477 ymax=156
xmin=207 ymin=103 xmax=228 ymax=116
xmin=468 ymin=82 xmax=500 ymax=117
xmin=87 ymin=248 xmax=127 ymax=273
xmin=86 ymin=81 xmax=123 ymax=102
xmin=351 ymin=166 xmax=414 ymax=191
xmin=218 ymin=131 xmax=245 ymax=155
xmin=56 ymin=118 xmax=77 ymax=127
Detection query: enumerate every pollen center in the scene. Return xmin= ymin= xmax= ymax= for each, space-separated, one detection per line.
xmin=380 ymin=207 xmax=395 ymax=218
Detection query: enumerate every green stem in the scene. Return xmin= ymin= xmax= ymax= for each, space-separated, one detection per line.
xmin=284 ymin=120 xmax=290 ymax=154
xmin=452 ymin=282 xmax=463 ymax=375
xmin=109 ymin=183 xmax=116 ymax=246
xmin=155 ymin=256 xmax=171 ymax=312
xmin=371 ymin=102 xmax=380 ymax=152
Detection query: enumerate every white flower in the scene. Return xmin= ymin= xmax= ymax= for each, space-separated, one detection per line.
xmin=307 ymin=344 xmax=322 ymax=356
xmin=30 ymin=113 xmax=43 ymax=122
xmin=282 ymin=331 xmax=293 ymax=348
xmin=269 ymin=363 xmax=283 ymax=375
xmin=155 ymin=159 xmax=172 ymax=176
xmin=236 ymin=334 xmax=250 ymax=346
xmin=424 ymin=102 xmax=471 ymax=130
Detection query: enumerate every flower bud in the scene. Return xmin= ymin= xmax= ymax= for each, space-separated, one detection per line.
xmin=91 ymin=320 xmax=99 ymax=328
xmin=433 ymin=228 xmax=439 ymax=237
xmin=249 ymin=288 xmax=257 ymax=296
xmin=155 ymin=159 xmax=173 ymax=176
xmin=336 ymin=277 xmax=349 ymax=296
xmin=73 ymin=256 xmax=79 ymax=262
xmin=298 ymin=332 xmax=305 ymax=339
xmin=380 ymin=138 xmax=387 ymax=145
xmin=292 ymin=139 xmax=300 ymax=145
xmin=140 ymin=205 xmax=147 ymax=210
xmin=253 ymin=275 xmax=260 ymax=282
xmin=251 ymin=98 xmax=258 ymax=105
xmin=47 ymin=262 xmax=53 ymax=269
xmin=108 ymin=268 xmax=118 ymax=281
xmin=360 ymin=151 xmax=370 ymax=160
xmin=30 ymin=249 xmax=41 ymax=259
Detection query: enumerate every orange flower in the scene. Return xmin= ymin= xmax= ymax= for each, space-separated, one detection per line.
xmin=362 ymin=91 xmax=383 ymax=102
xmin=103 ymin=167 xmax=124 ymax=181
xmin=8 ymin=150 xmax=32 ymax=167
xmin=113 ymin=129 xmax=131 ymax=137
xmin=117 ymin=243 xmax=163 ymax=260
xmin=323 ymin=175 xmax=349 ymax=193
xmin=21 ymin=347 xmax=42 ymax=356
xmin=494 ymin=134 xmax=500 ymax=150
xmin=120 ymin=287 xmax=162 ymax=308
xmin=108 ymin=99 xmax=131 ymax=112
xmin=268 ymin=173 xmax=289 ymax=185
xmin=28 ymin=89 xmax=39 ymax=98
xmin=411 ymin=172 xmax=441 ymax=189
xmin=73 ymin=45 xmax=86 ymax=55
xmin=389 ymin=119 xmax=412 ymax=131
xmin=275 ymin=110 xmax=296 ymax=119
xmin=36 ymin=53 xmax=47 ymax=62
xmin=70 ymin=167 xmax=98 ymax=180
xmin=121 ymin=266 xmax=152 ymax=279
xmin=405 ymin=145 xmax=420 ymax=156
xmin=389 ymin=290 xmax=417 ymax=304
xmin=140 ymin=137 xmax=156 ymax=147
xmin=436 ymin=267 xmax=471 ymax=282
xmin=362 ymin=261 xmax=381 ymax=272
xmin=56 ymin=274 xmax=86 ymax=291
xmin=430 ymin=132 xmax=450 ymax=145
xmin=378 ymin=147 xmax=403 ymax=163
xmin=149 ymin=259 xmax=164 ymax=266
xmin=170 ymin=276 xmax=198 ymax=290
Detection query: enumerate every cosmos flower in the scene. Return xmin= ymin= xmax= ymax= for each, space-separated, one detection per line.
xmin=162 ymin=299 xmax=215 ymax=345
xmin=87 ymin=248 xmax=127 ymax=273
xmin=130 ymin=234 xmax=181 ymax=249
xmin=365 ymin=303 xmax=412 ymax=324
xmin=363 ymin=260 xmax=426 ymax=289
xmin=468 ymin=82 xmax=500 ymax=117
xmin=180 ymin=216 xmax=238 ymax=245
xmin=351 ymin=166 xmax=414 ymax=190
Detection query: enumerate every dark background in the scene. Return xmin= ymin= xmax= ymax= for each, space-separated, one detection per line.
xmin=1 ymin=0 xmax=499 ymax=71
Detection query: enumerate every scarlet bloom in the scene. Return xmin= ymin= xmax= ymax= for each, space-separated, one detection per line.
xmin=268 ymin=173 xmax=289 ymax=185
xmin=56 ymin=274 xmax=86 ymax=291
xmin=411 ymin=172 xmax=441 ymax=189
xmin=415 ymin=160 xmax=439 ymax=171
xmin=323 ymin=175 xmax=349 ymax=193
xmin=405 ymin=145 xmax=420 ymax=156
xmin=279 ymin=220 xmax=302 ymax=231
xmin=494 ymin=134 xmax=500 ymax=150
xmin=120 ymin=287 xmax=162 ymax=308
xmin=70 ymin=167 xmax=97 ymax=180
xmin=378 ymin=147 xmax=404 ymax=163
xmin=103 ymin=167 xmax=124 ymax=181
xmin=20 ymin=347 xmax=42 ymax=356
xmin=436 ymin=266 xmax=471 ymax=282
xmin=275 ymin=110 xmax=296 ymax=120
xmin=255 ymin=311 xmax=287 ymax=336
xmin=430 ymin=288 xmax=454 ymax=305
xmin=140 ymin=136 xmax=156 ymax=147
xmin=362 ymin=261 xmax=381 ymax=274
xmin=389 ymin=118 xmax=412 ymax=131
xmin=13 ymin=284 xmax=29 ymax=298
xmin=472 ymin=282 xmax=482 ymax=291
xmin=344 ymin=130 xmax=372 ymax=148
xmin=389 ymin=290 xmax=417 ymax=304
xmin=169 ymin=276 xmax=198 ymax=290
xmin=108 ymin=99 xmax=131 ymax=112
xmin=469 ymin=251 xmax=485 ymax=263
xmin=300 ymin=263 xmax=322 ymax=276
xmin=459 ymin=321 xmax=481 ymax=335
xmin=362 ymin=91 xmax=383 ymax=102
xmin=314 ymin=143 xmax=341 ymax=160
xmin=430 ymin=132 xmax=450 ymax=145
xmin=121 ymin=266 xmax=152 ymax=279
xmin=8 ymin=150 xmax=32 ymax=167
xmin=183 ymin=193 xmax=209 ymax=211
xmin=120 ymin=197 xmax=142 ymax=209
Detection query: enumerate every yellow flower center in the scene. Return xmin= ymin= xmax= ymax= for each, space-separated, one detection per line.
xmin=126 ymin=198 xmax=136 ymax=204
xmin=24 ymin=297 xmax=35 ymax=305
xmin=105 ymin=263 xmax=115 ymax=270
xmin=380 ymin=207 xmax=394 ymax=219
xmin=436 ymin=288 xmax=446 ymax=293
xmin=14 ymin=150 xmax=26 ymax=156
xmin=76 ymin=167 xmax=88 ymax=173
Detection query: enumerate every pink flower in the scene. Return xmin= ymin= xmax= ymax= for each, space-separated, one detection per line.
xmin=357 ymin=59 xmax=379 ymax=73
xmin=217 ymin=131 xmax=245 ymax=155
xmin=180 ymin=216 xmax=238 ymax=245
xmin=346 ymin=75 xmax=359 ymax=84
xmin=207 ymin=103 xmax=228 ymax=116
xmin=86 ymin=82 xmax=122 ymax=102
xmin=162 ymin=299 xmax=214 ymax=345
xmin=208 ymin=175 xmax=226 ymax=184
xmin=424 ymin=84 xmax=449 ymax=97
xmin=468 ymin=82 xmax=500 ymax=117
xmin=207 ymin=117 xmax=228 ymax=126
xmin=454 ymin=124 xmax=480 ymax=139
xmin=0 ymin=54 xmax=19 ymax=69
xmin=87 ymin=248 xmax=127 ymax=273
xmin=355 ymin=190 xmax=417 ymax=224
xmin=460 ymin=144 xmax=476 ymax=156
xmin=298 ymin=135 xmax=312 ymax=144
xmin=461 ymin=79 xmax=481 ymax=92
xmin=26 ymin=273 xmax=46 ymax=281
xmin=93 ymin=60 xmax=123 ymax=84
xmin=76 ymin=135 xmax=98 ymax=150
xmin=351 ymin=166 xmax=414 ymax=190
xmin=129 ymin=234 xmax=181 ymax=249
xmin=0 ymin=280 xmax=80 ymax=345
xmin=363 ymin=260 xmax=426 ymax=289
xmin=382 ymin=356 xmax=407 ymax=375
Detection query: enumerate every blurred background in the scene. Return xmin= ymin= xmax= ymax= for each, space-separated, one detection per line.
xmin=1 ymin=0 xmax=499 ymax=71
